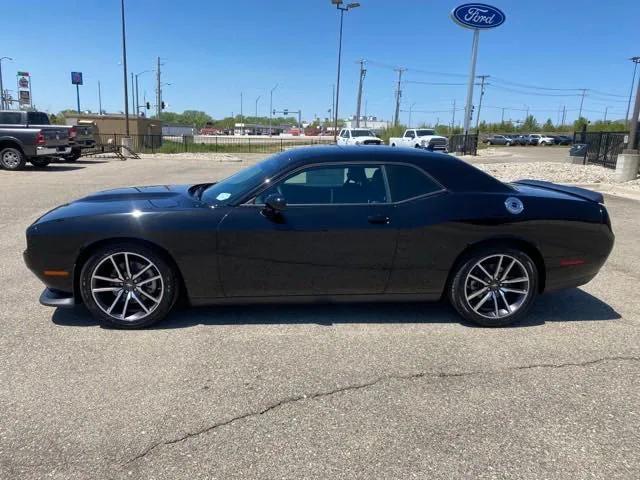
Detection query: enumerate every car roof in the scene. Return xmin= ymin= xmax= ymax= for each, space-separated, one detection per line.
xmin=272 ymin=145 xmax=512 ymax=193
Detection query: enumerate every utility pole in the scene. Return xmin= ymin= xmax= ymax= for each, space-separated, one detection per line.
xmin=255 ymin=95 xmax=261 ymax=119
xmin=0 ymin=57 xmax=11 ymax=110
xmin=451 ymin=99 xmax=456 ymax=132
xmin=501 ymin=107 xmax=505 ymax=124
xmin=331 ymin=83 xmax=335 ymax=126
xmin=120 ymin=0 xmax=130 ymax=135
xmin=393 ymin=67 xmax=406 ymax=126
xmin=561 ymin=105 xmax=567 ymax=126
xmin=625 ymin=57 xmax=640 ymax=127
xmin=525 ymin=105 xmax=530 ymax=120
xmin=355 ymin=59 xmax=366 ymax=127
xmin=578 ymin=88 xmax=587 ymax=119
xmin=604 ymin=106 xmax=609 ymax=122
xmin=474 ymin=75 xmax=489 ymax=131
xmin=240 ymin=92 xmax=243 ymax=134
xmin=156 ymin=56 xmax=161 ymax=119
xmin=98 ymin=81 xmax=102 ymax=114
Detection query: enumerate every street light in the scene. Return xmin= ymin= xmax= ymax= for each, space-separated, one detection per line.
xmin=134 ymin=70 xmax=151 ymax=116
xmin=625 ymin=56 xmax=640 ymax=127
xmin=120 ymin=0 xmax=130 ymax=136
xmin=269 ymin=84 xmax=278 ymax=136
xmin=255 ymin=95 xmax=261 ymax=119
xmin=0 ymin=57 xmax=13 ymax=110
xmin=408 ymin=102 xmax=417 ymax=128
xmin=331 ymin=0 xmax=360 ymax=142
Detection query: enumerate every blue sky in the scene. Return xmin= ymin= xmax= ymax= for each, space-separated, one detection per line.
xmin=2 ymin=0 xmax=639 ymax=125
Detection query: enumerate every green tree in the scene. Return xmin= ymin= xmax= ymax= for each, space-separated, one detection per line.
xmin=542 ymin=118 xmax=555 ymax=132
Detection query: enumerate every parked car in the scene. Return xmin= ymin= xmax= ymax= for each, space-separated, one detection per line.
xmin=25 ymin=146 xmax=614 ymax=329
xmin=483 ymin=135 xmax=512 ymax=146
xmin=528 ymin=134 xmax=555 ymax=146
xmin=389 ymin=128 xmax=448 ymax=151
xmin=511 ymin=135 xmax=529 ymax=146
xmin=0 ymin=110 xmax=71 ymax=170
xmin=553 ymin=135 xmax=573 ymax=145
xmin=64 ymin=120 xmax=97 ymax=161
xmin=337 ymin=128 xmax=383 ymax=145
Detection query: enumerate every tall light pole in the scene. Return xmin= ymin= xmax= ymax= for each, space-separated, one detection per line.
xmin=625 ymin=57 xmax=640 ymax=127
xmin=98 ymin=81 xmax=102 ymax=114
xmin=120 ymin=0 xmax=130 ymax=135
xmin=331 ymin=0 xmax=360 ymax=142
xmin=134 ymin=70 xmax=150 ymax=116
xmin=255 ymin=95 xmax=261 ymax=119
xmin=408 ymin=102 xmax=416 ymax=128
xmin=0 ymin=56 xmax=13 ymax=110
xmin=269 ymin=83 xmax=278 ymax=136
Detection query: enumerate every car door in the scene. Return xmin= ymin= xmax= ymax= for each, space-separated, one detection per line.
xmin=216 ymin=163 xmax=397 ymax=298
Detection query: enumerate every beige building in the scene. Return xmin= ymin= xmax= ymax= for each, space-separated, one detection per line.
xmin=64 ymin=114 xmax=162 ymax=137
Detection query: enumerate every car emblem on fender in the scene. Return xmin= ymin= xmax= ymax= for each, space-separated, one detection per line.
xmin=505 ymin=197 xmax=524 ymax=214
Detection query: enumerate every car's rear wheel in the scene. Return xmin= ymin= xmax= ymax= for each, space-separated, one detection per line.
xmin=449 ymin=247 xmax=537 ymax=327
xmin=0 ymin=147 xmax=26 ymax=170
xmin=80 ymin=243 xmax=178 ymax=328
xmin=30 ymin=157 xmax=51 ymax=168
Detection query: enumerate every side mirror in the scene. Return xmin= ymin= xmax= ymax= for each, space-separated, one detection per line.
xmin=264 ymin=194 xmax=286 ymax=213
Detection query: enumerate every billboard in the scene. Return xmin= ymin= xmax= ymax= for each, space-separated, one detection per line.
xmin=17 ymin=72 xmax=32 ymax=108
xmin=71 ymin=72 xmax=83 ymax=85
xmin=19 ymin=90 xmax=31 ymax=106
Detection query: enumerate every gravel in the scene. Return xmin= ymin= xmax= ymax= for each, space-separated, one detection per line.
xmin=474 ymin=161 xmax=640 ymax=187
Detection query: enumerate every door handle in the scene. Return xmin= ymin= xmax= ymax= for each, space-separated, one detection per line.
xmin=368 ymin=215 xmax=390 ymax=225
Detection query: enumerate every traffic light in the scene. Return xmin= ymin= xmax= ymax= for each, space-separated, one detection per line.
xmin=283 ymin=109 xmax=288 ymax=115
xmin=470 ymin=105 xmax=475 ymax=120
xmin=145 ymin=102 xmax=150 ymax=109
xmin=161 ymin=101 xmax=166 ymax=110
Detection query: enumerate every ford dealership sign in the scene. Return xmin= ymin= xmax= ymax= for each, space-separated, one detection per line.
xmin=451 ymin=3 xmax=505 ymax=29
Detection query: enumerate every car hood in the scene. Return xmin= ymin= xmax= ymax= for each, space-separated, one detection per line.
xmin=33 ymin=184 xmax=205 ymax=224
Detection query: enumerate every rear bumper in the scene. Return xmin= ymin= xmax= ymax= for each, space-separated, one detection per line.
xmin=40 ymin=288 xmax=75 ymax=308
xmin=36 ymin=146 xmax=72 ymax=156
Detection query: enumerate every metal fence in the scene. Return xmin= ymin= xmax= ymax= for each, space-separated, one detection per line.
xmin=449 ymin=133 xmax=478 ymax=156
xmin=572 ymin=131 xmax=628 ymax=168
xmin=95 ymin=133 xmax=335 ymax=154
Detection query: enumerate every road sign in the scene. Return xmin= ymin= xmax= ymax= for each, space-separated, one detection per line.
xmin=17 ymin=71 xmax=29 ymax=77
xmin=71 ymin=72 xmax=83 ymax=85
xmin=451 ymin=3 xmax=505 ymax=29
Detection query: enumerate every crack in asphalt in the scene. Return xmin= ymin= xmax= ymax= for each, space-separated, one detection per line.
xmin=124 ymin=355 xmax=640 ymax=466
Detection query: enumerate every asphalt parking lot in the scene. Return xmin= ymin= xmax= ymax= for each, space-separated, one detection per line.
xmin=1 ymin=155 xmax=639 ymax=480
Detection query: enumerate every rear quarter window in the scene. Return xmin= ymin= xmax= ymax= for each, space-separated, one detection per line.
xmin=386 ymin=165 xmax=442 ymax=202
xmin=0 ymin=112 xmax=22 ymax=124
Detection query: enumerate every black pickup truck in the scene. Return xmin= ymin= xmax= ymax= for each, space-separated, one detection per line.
xmin=0 ymin=111 xmax=71 ymax=170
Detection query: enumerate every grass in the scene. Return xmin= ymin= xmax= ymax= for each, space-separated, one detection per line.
xmin=146 ymin=139 xmax=333 ymax=155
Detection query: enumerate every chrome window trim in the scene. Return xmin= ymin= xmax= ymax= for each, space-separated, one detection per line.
xmin=239 ymin=160 xmax=448 ymax=207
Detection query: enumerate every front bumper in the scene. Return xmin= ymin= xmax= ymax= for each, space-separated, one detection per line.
xmin=36 ymin=146 xmax=72 ymax=156
xmin=40 ymin=288 xmax=75 ymax=308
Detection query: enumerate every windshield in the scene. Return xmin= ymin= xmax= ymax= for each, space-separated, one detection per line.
xmin=200 ymin=154 xmax=285 ymax=205
xmin=416 ymin=129 xmax=435 ymax=136
xmin=351 ymin=130 xmax=376 ymax=137
xmin=26 ymin=112 xmax=50 ymax=125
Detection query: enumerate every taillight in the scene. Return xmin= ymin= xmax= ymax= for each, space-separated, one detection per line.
xmin=69 ymin=126 xmax=77 ymax=139
xmin=36 ymin=131 xmax=46 ymax=145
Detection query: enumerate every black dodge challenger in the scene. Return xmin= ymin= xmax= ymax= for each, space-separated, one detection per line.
xmin=24 ymin=146 xmax=614 ymax=328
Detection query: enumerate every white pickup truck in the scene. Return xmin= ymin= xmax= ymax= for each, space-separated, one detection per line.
xmin=337 ymin=128 xmax=383 ymax=145
xmin=389 ymin=128 xmax=449 ymax=152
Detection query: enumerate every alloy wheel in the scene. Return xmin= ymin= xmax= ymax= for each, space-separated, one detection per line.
xmin=2 ymin=151 xmax=21 ymax=169
xmin=90 ymin=252 xmax=164 ymax=322
xmin=463 ymin=254 xmax=530 ymax=319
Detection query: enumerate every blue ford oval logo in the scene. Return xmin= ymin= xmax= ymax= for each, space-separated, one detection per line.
xmin=451 ymin=3 xmax=506 ymax=30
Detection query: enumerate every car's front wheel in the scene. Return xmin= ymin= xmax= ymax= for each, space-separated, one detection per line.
xmin=449 ymin=247 xmax=537 ymax=327
xmin=80 ymin=243 xmax=178 ymax=328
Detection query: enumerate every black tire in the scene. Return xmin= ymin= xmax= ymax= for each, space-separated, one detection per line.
xmin=0 ymin=147 xmax=27 ymax=170
xmin=79 ymin=243 xmax=179 ymax=328
xmin=30 ymin=157 xmax=51 ymax=168
xmin=66 ymin=149 xmax=82 ymax=162
xmin=448 ymin=247 xmax=538 ymax=327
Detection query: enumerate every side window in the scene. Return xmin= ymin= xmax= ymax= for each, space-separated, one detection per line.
xmin=385 ymin=165 xmax=442 ymax=202
xmin=256 ymin=164 xmax=387 ymax=205
xmin=404 ymin=131 xmax=415 ymax=139
xmin=0 ymin=112 xmax=22 ymax=124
